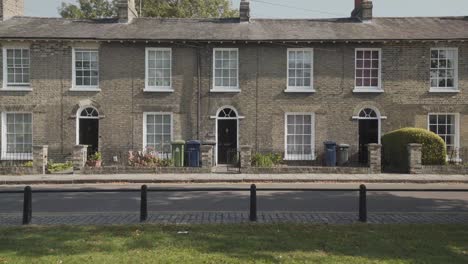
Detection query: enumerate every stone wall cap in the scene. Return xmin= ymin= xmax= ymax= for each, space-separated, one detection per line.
xmin=408 ymin=143 xmax=423 ymax=146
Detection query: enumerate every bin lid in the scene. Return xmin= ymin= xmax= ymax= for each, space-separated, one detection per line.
xmin=171 ymin=140 xmax=186 ymax=144
xmin=338 ymin=144 xmax=350 ymax=148
xmin=186 ymin=140 xmax=201 ymax=145
xmin=323 ymin=141 xmax=336 ymax=146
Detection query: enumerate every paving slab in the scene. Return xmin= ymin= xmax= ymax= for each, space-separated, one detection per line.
xmin=1 ymin=173 xmax=468 ymax=185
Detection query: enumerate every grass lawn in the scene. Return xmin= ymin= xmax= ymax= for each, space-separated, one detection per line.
xmin=0 ymin=224 xmax=468 ymax=263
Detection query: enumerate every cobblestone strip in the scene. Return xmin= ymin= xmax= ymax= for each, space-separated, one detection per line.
xmin=1 ymin=212 xmax=467 ymax=226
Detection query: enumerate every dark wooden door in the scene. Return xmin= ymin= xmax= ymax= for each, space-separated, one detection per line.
xmin=359 ymin=119 xmax=379 ymax=164
xmin=79 ymin=119 xmax=99 ymax=155
xmin=217 ymin=119 xmax=237 ymax=164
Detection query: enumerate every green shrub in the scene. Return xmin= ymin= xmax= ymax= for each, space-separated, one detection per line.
xmin=252 ymin=153 xmax=283 ymax=168
xmin=382 ymin=127 xmax=447 ymax=172
xmin=47 ymin=161 xmax=73 ymax=173
xmin=88 ymin=152 xmax=102 ymax=161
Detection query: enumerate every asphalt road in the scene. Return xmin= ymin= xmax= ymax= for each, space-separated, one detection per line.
xmin=1 ymin=183 xmax=468 ymax=214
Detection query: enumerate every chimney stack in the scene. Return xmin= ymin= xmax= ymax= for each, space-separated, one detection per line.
xmin=351 ymin=0 xmax=373 ymax=21
xmin=0 ymin=0 xmax=24 ymax=21
xmin=240 ymin=0 xmax=250 ymax=22
xmin=117 ymin=0 xmax=138 ymax=23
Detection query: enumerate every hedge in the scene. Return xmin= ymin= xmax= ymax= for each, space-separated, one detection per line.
xmin=382 ymin=127 xmax=447 ymax=172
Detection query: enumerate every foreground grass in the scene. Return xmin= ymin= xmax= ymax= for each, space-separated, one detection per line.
xmin=0 ymin=224 xmax=467 ymax=263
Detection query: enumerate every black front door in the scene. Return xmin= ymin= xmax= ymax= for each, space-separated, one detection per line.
xmin=217 ymin=119 xmax=237 ymax=164
xmin=79 ymin=119 xmax=99 ymax=155
xmin=358 ymin=119 xmax=379 ymax=164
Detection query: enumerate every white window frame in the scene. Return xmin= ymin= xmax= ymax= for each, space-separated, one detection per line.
xmin=353 ymin=48 xmax=383 ymax=93
xmin=211 ymin=48 xmax=240 ymax=93
xmin=429 ymin=48 xmax=459 ymax=93
xmin=145 ymin=47 xmax=173 ymax=92
xmin=71 ymin=47 xmax=100 ymax=91
xmin=284 ymin=112 xmax=315 ymax=161
xmin=1 ymin=112 xmax=33 ymax=160
xmin=142 ymin=112 xmax=173 ymax=156
xmin=285 ymin=48 xmax=315 ymax=93
xmin=427 ymin=113 xmax=460 ymax=161
xmin=2 ymin=45 xmax=32 ymax=91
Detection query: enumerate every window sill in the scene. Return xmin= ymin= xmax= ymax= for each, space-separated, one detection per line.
xmin=1 ymin=87 xmax=32 ymax=92
xmin=284 ymin=155 xmax=316 ymax=161
xmin=429 ymin=88 xmax=460 ymax=93
xmin=70 ymin=87 xmax=101 ymax=92
xmin=1 ymin=154 xmax=33 ymax=161
xmin=144 ymin=88 xmax=175 ymax=93
xmin=210 ymin=88 xmax=241 ymax=93
xmin=353 ymin=88 xmax=384 ymax=93
xmin=284 ymin=88 xmax=316 ymax=93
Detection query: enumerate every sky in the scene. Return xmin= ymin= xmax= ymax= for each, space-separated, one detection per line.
xmin=25 ymin=0 xmax=468 ymax=18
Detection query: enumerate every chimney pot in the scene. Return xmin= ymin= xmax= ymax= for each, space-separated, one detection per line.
xmin=240 ymin=0 xmax=250 ymax=22
xmin=351 ymin=0 xmax=373 ymax=21
xmin=0 ymin=0 xmax=24 ymax=21
xmin=117 ymin=0 xmax=138 ymax=23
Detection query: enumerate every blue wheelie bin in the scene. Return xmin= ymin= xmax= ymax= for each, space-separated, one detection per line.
xmin=324 ymin=141 xmax=337 ymax=167
xmin=186 ymin=140 xmax=201 ymax=167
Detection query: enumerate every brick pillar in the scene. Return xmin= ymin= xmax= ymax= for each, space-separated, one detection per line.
xmin=240 ymin=145 xmax=252 ymax=170
xmin=368 ymin=143 xmax=382 ymax=174
xmin=407 ymin=143 xmax=423 ymax=174
xmin=73 ymin=145 xmax=88 ymax=171
xmin=201 ymin=145 xmax=214 ymax=169
xmin=33 ymin=145 xmax=48 ymax=175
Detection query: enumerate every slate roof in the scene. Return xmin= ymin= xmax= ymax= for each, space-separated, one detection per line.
xmin=0 ymin=16 xmax=467 ymax=41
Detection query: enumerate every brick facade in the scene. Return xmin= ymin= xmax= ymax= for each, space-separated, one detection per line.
xmin=0 ymin=41 xmax=467 ymax=164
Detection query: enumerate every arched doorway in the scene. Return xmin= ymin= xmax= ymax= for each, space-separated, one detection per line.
xmin=76 ymin=107 xmax=99 ymax=155
xmin=357 ymin=108 xmax=381 ymax=164
xmin=216 ymin=107 xmax=239 ymax=164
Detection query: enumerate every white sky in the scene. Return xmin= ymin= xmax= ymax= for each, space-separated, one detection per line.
xmin=25 ymin=0 xmax=468 ymax=18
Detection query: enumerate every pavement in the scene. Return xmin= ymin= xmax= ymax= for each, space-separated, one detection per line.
xmin=1 ymin=183 xmax=468 ymax=226
xmin=1 ymin=173 xmax=468 ymax=185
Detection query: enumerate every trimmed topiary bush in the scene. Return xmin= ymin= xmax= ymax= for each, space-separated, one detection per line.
xmin=382 ymin=127 xmax=447 ymax=172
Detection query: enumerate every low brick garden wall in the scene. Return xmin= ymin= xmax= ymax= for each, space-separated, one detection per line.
xmin=81 ymin=166 xmax=211 ymax=175
xmin=421 ymin=165 xmax=468 ymax=175
xmin=0 ymin=167 xmax=35 ymax=175
xmin=245 ymin=166 xmax=370 ymax=174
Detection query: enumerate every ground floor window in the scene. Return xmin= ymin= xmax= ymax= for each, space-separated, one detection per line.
xmin=1 ymin=112 xmax=33 ymax=160
xmin=143 ymin=113 xmax=172 ymax=158
xmin=428 ymin=113 xmax=459 ymax=157
xmin=285 ymin=113 xmax=315 ymax=160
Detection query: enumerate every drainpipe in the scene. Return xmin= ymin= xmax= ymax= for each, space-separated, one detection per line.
xmin=197 ymin=47 xmax=201 ymax=140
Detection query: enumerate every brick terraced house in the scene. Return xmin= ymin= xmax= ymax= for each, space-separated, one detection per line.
xmin=0 ymin=0 xmax=467 ymax=166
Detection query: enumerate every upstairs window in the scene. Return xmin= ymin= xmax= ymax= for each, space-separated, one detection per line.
xmin=286 ymin=49 xmax=314 ymax=92
xmin=430 ymin=48 xmax=458 ymax=92
xmin=354 ymin=48 xmax=382 ymax=92
xmin=72 ymin=48 xmax=99 ymax=90
xmin=145 ymin=48 xmax=173 ymax=92
xmin=212 ymin=48 xmax=239 ymax=92
xmin=3 ymin=47 xmax=30 ymax=90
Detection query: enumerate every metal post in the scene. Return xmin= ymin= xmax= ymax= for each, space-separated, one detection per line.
xmin=140 ymin=185 xmax=148 ymax=222
xmin=359 ymin=184 xmax=367 ymax=223
xmin=249 ymin=184 xmax=257 ymax=222
xmin=22 ymin=186 xmax=32 ymax=225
